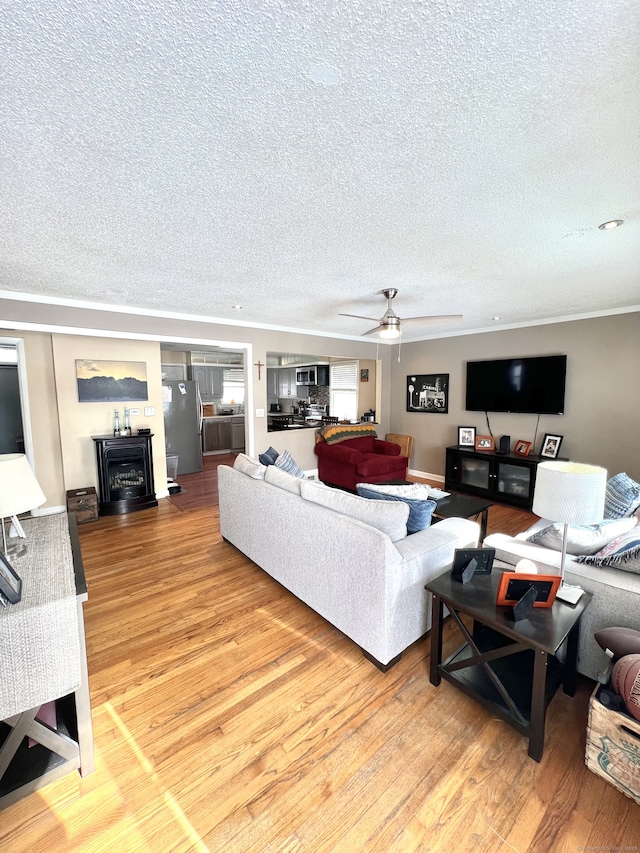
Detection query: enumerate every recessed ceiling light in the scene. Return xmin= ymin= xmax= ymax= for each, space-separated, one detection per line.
xmin=598 ymin=219 xmax=624 ymax=230
xmin=232 ymin=305 xmax=242 ymax=310
xmin=493 ymin=316 xmax=502 ymax=321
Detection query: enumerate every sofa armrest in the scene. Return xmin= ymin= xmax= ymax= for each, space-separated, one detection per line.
xmin=373 ymin=439 xmax=401 ymax=456
xmin=314 ymin=442 xmax=361 ymax=463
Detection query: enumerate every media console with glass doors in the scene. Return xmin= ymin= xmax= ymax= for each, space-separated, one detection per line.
xmin=445 ymin=445 xmax=549 ymax=511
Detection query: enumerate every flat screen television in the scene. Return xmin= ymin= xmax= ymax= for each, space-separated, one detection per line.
xmin=465 ymin=355 xmax=567 ymax=414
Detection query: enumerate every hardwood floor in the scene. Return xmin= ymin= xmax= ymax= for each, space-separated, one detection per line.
xmin=2 ymin=476 xmax=639 ymax=852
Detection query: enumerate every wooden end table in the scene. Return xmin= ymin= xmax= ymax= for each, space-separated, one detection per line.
xmin=425 ymin=568 xmax=591 ymax=761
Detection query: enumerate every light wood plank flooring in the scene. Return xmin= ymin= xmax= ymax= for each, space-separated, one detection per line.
xmin=2 ymin=473 xmax=639 ymax=852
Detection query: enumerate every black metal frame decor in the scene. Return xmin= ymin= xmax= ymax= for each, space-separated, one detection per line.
xmin=407 ymin=374 xmax=449 ymax=413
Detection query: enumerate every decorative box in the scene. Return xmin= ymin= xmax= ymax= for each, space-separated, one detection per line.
xmin=66 ymin=487 xmax=98 ymax=524
xmin=586 ymin=684 xmax=640 ymax=804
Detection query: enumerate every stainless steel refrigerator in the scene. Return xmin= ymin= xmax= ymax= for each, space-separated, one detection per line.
xmin=162 ymin=380 xmax=203 ymax=475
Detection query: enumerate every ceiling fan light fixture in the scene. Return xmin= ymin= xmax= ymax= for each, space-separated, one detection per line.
xmin=379 ymin=325 xmax=401 ymax=339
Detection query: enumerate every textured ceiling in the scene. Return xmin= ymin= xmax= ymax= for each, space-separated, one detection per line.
xmin=1 ymin=0 xmax=639 ymax=341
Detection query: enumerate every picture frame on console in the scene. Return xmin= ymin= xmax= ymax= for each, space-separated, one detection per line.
xmin=458 ymin=426 xmax=476 ymax=447
xmin=540 ymin=433 xmax=563 ymax=459
xmin=514 ymin=440 xmax=532 ymax=456
xmin=475 ymin=435 xmax=494 ymax=451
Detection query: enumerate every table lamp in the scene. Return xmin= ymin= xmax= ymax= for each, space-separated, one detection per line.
xmin=532 ymin=460 xmax=607 ymax=604
xmin=0 ymin=453 xmax=46 ymax=557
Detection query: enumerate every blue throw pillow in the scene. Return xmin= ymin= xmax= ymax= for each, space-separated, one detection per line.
xmin=258 ymin=446 xmax=279 ymax=466
xmin=604 ymin=473 xmax=640 ymax=519
xmin=274 ymin=449 xmax=304 ymax=478
xmin=356 ymin=485 xmax=436 ymax=534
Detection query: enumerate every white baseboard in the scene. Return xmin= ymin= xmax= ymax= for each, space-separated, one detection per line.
xmin=32 ymin=505 xmax=66 ymax=517
xmin=409 ymin=469 xmax=445 ymax=483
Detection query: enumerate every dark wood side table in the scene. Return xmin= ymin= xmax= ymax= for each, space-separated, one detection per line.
xmin=425 ymin=569 xmax=591 ymax=761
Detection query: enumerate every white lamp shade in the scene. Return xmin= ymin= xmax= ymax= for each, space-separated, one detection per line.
xmin=0 ymin=453 xmax=46 ymax=517
xmin=532 ymin=461 xmax=607 ymax=525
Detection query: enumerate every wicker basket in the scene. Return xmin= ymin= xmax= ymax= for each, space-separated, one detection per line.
xmin=586 ymin=684 xmax=640 ymax=804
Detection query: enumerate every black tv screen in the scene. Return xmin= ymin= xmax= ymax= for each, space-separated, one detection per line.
xmin=465 ymin=355 xmax=567 ymax=414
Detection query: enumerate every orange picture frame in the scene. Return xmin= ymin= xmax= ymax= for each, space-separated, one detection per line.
xmin=513 ymin=439 xmax=532 ymax=456
xmin=475 ymin=435 xmax=495 ymax=451
xmin=496 ymin=572 xmax=561 ymax=608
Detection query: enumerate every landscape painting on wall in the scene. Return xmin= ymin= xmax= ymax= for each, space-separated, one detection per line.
xmin=407 ymin=374 xmax=449 ymax=413
xmin=76 ymin=360 xmax=148 ymax=402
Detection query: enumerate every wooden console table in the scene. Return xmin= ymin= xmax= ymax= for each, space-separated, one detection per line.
xmin=0 ymin=513 xmax=94 ymax=810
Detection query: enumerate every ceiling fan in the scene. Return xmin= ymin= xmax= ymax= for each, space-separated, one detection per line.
xmin=340 ymin=288 xmax=463 ymax=339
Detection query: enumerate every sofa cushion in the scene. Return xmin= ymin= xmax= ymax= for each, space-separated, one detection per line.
xmin=604 ymin=473 xmax=640 ymax=519
xmin=356 ymin=453 xmax=407 ymax=478
xmin=274 ymin=449 xmax=304 ymax=478
xmin=258 ymin=446 xmax=279 ymax=466
xmin=265 ymin=464 xmax=303 ymax=495
xmin=526 ymin=517 xmax=637 ymax=555
xmin=576 ymin=525 xmax=640 ymax=573
xmin=319 ymin=423 xmax=377 ymax=445
xmin=300 ymin=479 xmax=408 ymax=542
xmin=356 ymin=483 xmax=437 ymax=534
xmin=233 ymin=453 xmax=266 ymax=479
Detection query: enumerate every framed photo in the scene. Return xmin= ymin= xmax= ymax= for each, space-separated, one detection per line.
xmin=496 ymin=572 xmax=560 ymax=608
xmin=360 ymin=369 xmax=369 ymax=382
xmin=514 ymin=440 xmax=532 ymax=456
xmin=475 ymin=435 xmax=495 ymax=451
xmin=0 ymin=552 xmax=22 ymax=605
xmin=540 ymin=433 xmax=563 ymax=459
xmin=76 ymin=359 xmax=148 ymax=403
xmin=407 ymin=374 xmax=449 ymax=414
xmin=458 ymin=426 xmax=476 ymax=447
xmin=452 ymin=548 xmax=495 ymax=580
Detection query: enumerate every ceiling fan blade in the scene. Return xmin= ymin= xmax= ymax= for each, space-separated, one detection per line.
xmin=339 ymin=313 xmax=380 ymax=322
xmin=362 ymin=325 xmax=384 ymax=336
xmin=401 ymin=314 xmax=463 ymax=325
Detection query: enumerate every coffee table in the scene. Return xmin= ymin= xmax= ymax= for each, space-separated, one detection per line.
xmin=425 ymin=568 xmax=591 ymax=761
xmin=431 ymin=493 xmax=492 ymax=541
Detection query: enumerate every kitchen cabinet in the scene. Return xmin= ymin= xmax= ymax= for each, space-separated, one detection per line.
xmin=267 ymin=368 xmax=278 ymax=399
xmin=277 ymin=367 xmax=297 ymax=398
xmin=231 ymin=417 xmax=245 ymax=452
xmin=161 ymin=363 xmax=187 ymax=381
xmin=445 ymin=446 xmax=543 ymax=510
xmin=203 ymin=418 xmax=232 ymax=453
xmin=192 ymin=366 xmax=224 ymax=400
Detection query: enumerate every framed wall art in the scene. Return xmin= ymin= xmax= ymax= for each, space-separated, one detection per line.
xmin=407 ymin=374 xmax=449 ymax=414
xmin=76 ymin=360 xmax=148 ymax=403
xmin=458 ymin=426 xmax=476 ymax=447
xmin=540 ymin=433 xmax=563 ymax=459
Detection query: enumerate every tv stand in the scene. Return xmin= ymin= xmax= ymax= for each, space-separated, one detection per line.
xmin=445 ymin=445 xmax=544 ymax=510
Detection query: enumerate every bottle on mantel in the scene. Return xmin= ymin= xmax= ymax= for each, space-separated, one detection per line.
xmin=122 ymin=409 xmax=131 ymax=437
xmin=113 ymin=410 xmax=121 ymax=437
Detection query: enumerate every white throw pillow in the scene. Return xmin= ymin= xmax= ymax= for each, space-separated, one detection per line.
xmin=300 ymin=479 xmax=408 ymax=542
xmin=527 ymin=517 xmax=637 ymax=556
xmin=233 ymin=453 xmax=266 ymax=480
xmin=265 ymin=464 xmax=303 ymax=495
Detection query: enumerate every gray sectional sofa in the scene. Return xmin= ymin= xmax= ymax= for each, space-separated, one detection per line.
xmin=218 ymin=458 xmax=479 ymax=669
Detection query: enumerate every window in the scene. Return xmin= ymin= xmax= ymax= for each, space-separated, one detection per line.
xmin=330 ymin=361 xmax=358 ymax=421
xmin=221 ymin=368 xmax=245 ymax=404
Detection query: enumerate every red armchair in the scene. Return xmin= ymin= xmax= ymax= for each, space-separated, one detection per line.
xmin=315 ymin=433 xmax=408 ymax=491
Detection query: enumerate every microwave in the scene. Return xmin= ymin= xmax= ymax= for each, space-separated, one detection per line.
xmin=296 ymin=367 xmax=317 ymax=385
